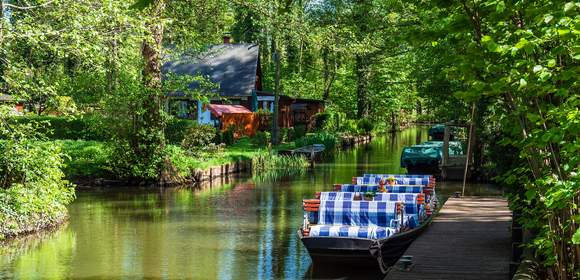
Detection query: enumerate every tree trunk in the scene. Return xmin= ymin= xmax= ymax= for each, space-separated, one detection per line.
xmin=356 ymin=54 xmax=370 ymax=118
xmin=271 ymin=47 xmax=281 ymax=145
xmin=0 ymin=0 xmax=5 ymax=95
xmin=136 ymin=0 xmax=167 ymax=179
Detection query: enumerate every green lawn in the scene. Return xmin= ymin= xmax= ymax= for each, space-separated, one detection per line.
xmin=58 ymin=138 xmax=291 ymax=178
xmin=57 ymin=135 xmax=320 ymax=179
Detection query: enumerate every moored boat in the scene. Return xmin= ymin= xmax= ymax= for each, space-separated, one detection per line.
xmin=299 ymin=174 xmax=437 ymax=272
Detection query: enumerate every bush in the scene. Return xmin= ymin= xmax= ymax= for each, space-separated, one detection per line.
xmin=165 ymin=118 xmax=198 ymax=144
xmin=0 ymin=112 xmax=75 ymax=238
xmin=357 ymin=118 xmax=374 ymax=134
xmin=293 ymin=124 xmax=307 ymax=139
xmin=340 ymin=119 xmax=359 ymax=135
xmin=251 ymin=131 xmax=271 ymax=147
xmin=219 ymin=126 xmax=235 ymax=145
xmin=180 ymin=124 xmax=221 ymax=156
xmin=59 ymin=140 xmax=111 ymax=178
xmin=295 ymin=132 xmax=338 ymax=151
xmin=280 ymin=127 xmax=294 ymax=142
xmin=10 ymin=115 xmax=106 ymax=141
xmin=312 ymin=112 xmax=331 ymax=131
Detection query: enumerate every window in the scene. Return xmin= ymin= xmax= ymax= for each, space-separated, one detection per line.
xmin=168 ymin=99 xmax=197 ymax=120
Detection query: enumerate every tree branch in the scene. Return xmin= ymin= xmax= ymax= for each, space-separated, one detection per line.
xmin=4 ymin=1 xmax=55 ymax=10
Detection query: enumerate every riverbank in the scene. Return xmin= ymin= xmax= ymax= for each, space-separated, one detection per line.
xmin=0 ymin=213 xmax=68 ymax=241
xmin=63 ymin=133 xmax=372 ymax=187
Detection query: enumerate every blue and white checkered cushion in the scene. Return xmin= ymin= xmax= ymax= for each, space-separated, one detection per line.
xmin=338 ymin=184 xmax=424 ymax=194
xmin=319 ymin=192 xmax=355 ymax=201
xmin=320 ymin=192 xmax=417 ymax=203
xmin=339 ymin=184 xmax=378 ymax=192
xmin=355 ymin=177 xmax=430 ymax=185
xmin=363 ymin=174 xmax=432 ymax=179
xmin=387 ymin=186 xmax=424 ymax=194
xmin=319 ymin=192 xmax=422 ymax=216
xmin=309 ymin=225 xmax=397 ymax=239
xmin=318 ymin=200 xmax=400 ymax=227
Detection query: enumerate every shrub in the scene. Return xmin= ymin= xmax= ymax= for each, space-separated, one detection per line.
xmin=251 ymin=131 xmax=271 ymax=147
xmin=357 ymin=118 xmax=374 ymax=134
xmin=340 ymin=119 xmax=359 ymax=135
xmin=219 ymin=126 xmax=235 ymax=145
xmin=295 ymin=132 xmax=337 ymax=151
xmin=293 ymin=124 xmax=307 ymax=139
xmin=10 ymin=115 xmax=106 ymax=141
xmin=165 ymin=118 xmax=198 ymax=144
xmin=59 ymin=140 xmax=111 ymax=178
xmin=280 ymin=127 xmax=294 ymax=142
xmin=312 ymin=112 xmax=331 ymax=131
xmin=180 ymin=124 xmax=221 ymax=156
xmin=0 ymin=111 xmax=75 ymax=238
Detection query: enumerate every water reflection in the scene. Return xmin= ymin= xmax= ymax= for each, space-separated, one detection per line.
xmin=0 ymin=128 xmax=502 ymax=279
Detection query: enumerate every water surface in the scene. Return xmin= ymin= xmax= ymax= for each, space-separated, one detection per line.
xmin=0 ymin=128 xmax=502 ymax=279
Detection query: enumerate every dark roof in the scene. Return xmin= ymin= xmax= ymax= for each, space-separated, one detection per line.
xmin=163 ymin=44 xmax=259 ymax=97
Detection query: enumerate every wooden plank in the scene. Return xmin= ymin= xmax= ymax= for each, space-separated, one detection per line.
xmin=385 ymin=197 xmax=512 ymax=280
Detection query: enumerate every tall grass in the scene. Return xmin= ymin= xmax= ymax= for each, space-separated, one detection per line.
xmin=251 ymin=152 xmax=309 ymax=181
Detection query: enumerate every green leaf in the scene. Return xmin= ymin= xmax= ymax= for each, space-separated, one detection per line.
xmin=564 ymin=2 xmax=575 ymax=12
xmin=519 ymin=78 xmax=527 ymax=89
xmin=533 ymin=65 xmax=543 ymax=73
xmin=496 ymin=1 xmax=506 ymax=12
xmin=525 ymin=189 xmax=536 ymax=201
xmin=558 ymin=29 xmax=571 ymax=36
xmin=544 ymin=14 xmax=554 ymax=24
xmin=547 ymin=59 xmax=556 ymax=68
xmin=573 ymin=228 xmax=580 ymax=244
xmin=130 ymin=0 xmax=154 ymax=10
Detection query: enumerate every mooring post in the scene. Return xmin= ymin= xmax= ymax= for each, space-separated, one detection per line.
xmin=442 ymin=126 xmax=450 ymax=180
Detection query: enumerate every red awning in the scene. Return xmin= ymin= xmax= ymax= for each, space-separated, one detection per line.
xmin=207 ymin=104 xmax=252 ymax=118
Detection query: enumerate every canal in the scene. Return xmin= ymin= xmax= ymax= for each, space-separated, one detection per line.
xmin=0 ymin=128 xmax=502 ymax=279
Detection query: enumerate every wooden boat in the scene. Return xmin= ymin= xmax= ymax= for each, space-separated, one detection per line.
xmin=279 ymin=144 xmax=325 ymax=161
xmin=299 ymin=174 xmax=437 ymax=272
xmin=299 ymin=214 xmax=434 ymax=272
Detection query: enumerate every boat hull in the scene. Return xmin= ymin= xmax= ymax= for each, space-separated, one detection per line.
xmin=300 ymin=217 xmax=433 ymax=270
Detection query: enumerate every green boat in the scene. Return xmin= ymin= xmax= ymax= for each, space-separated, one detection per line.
xmin=401 ymin=126 xmax=464 ymax=174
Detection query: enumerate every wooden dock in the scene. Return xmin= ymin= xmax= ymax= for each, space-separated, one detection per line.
xmin=385 ymin=197 xmax=512 ymax=280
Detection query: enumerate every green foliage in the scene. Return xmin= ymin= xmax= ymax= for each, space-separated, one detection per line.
xmin=295 ymin=132 xmax=337 ymax=151
xmin=293 ymin=124 xmax=307 ymax=139
xmin=280 ymin=127 xmax=294 ymax=143
xmin=59 ymin=140 xmax=111 ymax=178
xmin=180 ymin=124 xmax=219 ymax=156
xmin=0 ymin=107 xmax=75 ymax=238
xmin=251 ymin=152 xmax=309 ymax=180
xmin=251 ymin=131 xmax=271 ymax=147
xmin=340 ymin=119 xmax=360 ymax=135
xmin=165 ymin=118 xmax=199 ymax=145
xmin=415 ymin=0 xmax=580 ymax=276
xmin=218 ymin=126 xmax=235 ymax=145
xmin=312 ymin=112 xmax=331 ymax=131
xmin=357 ymin=118 xmax=374 ymax=134
xmin=9 ymin=115 xmax=107 ymax=141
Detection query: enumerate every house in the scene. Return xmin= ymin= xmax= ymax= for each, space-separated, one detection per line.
xmin=162 ymin=36 xmax=324 ymax=130
xmin=253 ymin=92 xmax=324 ymax=128
xmin=0 ymin=94 xmax=25 ymax=114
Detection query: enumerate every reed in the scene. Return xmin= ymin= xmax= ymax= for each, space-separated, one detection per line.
xmin=251 ymin=152 xmax=309 ymax=180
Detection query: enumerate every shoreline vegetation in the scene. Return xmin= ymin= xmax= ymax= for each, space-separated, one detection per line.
xmin=12 ymin=115 xmax=374 ymax=187
xmin=0 ymin=113 xmax=373 ymax=240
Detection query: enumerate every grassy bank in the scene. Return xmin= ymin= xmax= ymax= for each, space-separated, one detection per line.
xmin=58 ymin=137 xmax=313 ymax=181
xmin=0 ymin=137 xmax=75 ymax=240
